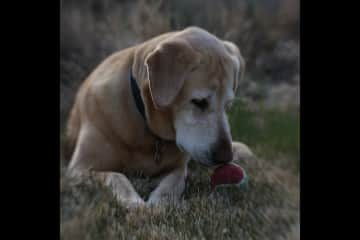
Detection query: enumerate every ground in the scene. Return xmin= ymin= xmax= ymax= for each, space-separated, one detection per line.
xmin=60 ymin=101 xmax=299 ymax=240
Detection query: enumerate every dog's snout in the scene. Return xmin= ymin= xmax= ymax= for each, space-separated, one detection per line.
xmin=211 ymin=138 xmax=233 ymax=164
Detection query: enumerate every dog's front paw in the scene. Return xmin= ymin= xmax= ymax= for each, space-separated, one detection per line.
xmin=120 ymin=197 xmax=146 ymax=210
xmin=146 ymin=196 xmax=162 ymax=207
xmin=232 ymin=141 xmax=254 ymax=162
xmin=147 ymin=194 xmax=181 ymax=207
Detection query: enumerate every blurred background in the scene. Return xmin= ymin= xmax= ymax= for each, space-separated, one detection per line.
xmin=60 ymin=1 xmax=300 ymax=239
xmin=60 ymin=0 xmax=299 ymax=127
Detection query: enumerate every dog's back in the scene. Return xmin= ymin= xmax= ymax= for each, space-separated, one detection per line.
xmin=63 ymin=103 xmax=80 ymax=162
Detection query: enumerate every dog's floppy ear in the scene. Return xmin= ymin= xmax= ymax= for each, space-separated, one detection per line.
xmin=145 ymin=39 xmax=200 ymax=109
xmin=223 ymin=41 xmax=246 ymax=93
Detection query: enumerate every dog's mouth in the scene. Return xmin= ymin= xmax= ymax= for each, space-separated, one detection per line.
xmin=176 ymin=143 xmax=220 ymax=168
xmin=195 ymin=159 xmax=225 ymax=169
xmin=191 ymin=153 xmax=219 ymax=168
xmin=176 ymin=143 xmax=186 ymax=153
xmin=194 ymin=160 xmax=212 ymax=167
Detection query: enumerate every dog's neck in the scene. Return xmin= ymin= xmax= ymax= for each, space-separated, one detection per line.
xmin=129 ymin=67 xmax=175 ymax=142
xmin=130 ymin=69 xmax=146 ymax=121
xmin=129 ymin=67 xmax=176 ymax=164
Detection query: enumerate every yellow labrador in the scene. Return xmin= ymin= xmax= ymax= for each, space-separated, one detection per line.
xmin=65 ymin=27 xmax=253 ymax=207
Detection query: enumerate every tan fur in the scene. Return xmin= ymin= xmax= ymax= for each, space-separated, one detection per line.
xmin=65 ymin=27 xmax=252 ymax=207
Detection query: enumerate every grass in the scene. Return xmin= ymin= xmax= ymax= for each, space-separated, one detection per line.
xmin=60 ymin=102 xmax=300 ymax=240
xmin=229 ymin=99 xmax=300 ymax=173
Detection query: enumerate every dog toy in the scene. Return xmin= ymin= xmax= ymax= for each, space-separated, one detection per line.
xmin=210 ymin=163 xmax=248 ymax=188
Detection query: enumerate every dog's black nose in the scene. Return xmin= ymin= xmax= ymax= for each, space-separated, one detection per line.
xmin=211 ymin=138 xmax=233 ymax=164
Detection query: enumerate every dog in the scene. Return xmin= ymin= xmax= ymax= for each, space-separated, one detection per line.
xmin=65 ymin=26 xmax=253 ymax=207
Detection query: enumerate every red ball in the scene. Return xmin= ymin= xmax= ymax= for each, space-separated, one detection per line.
xmin=210 ymin=163 xmax=247 ymax=188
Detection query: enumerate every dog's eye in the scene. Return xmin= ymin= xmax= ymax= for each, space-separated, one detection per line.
xmin=191 ymin=98 xmax=208 ymax=110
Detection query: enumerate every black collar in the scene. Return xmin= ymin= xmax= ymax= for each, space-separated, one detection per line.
xmin=130 ymin=69 xmax=175 ymax=164
xmin=130 ymin=69 xmax=175 ymax=144
xmin=130 ymin=70 xmax=147 ymax=121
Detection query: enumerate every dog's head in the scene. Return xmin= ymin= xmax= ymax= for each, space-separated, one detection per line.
xmin=143 ymin=27 xmax=245 ymax=166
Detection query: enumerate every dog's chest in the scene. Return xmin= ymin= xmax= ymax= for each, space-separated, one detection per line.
xmin=125 ymin=141 xmax=185 ymax=176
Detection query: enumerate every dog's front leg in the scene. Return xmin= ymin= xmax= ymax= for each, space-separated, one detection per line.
xmin=100 ymin=172 xmax=145 ymax=207
xmin=147 ymin=164 xmax=187 ymax=206
xmin=232 ymin=141 xmax=254 ymax=162
xmin=67 ymin=168 xmax=145 ymax=208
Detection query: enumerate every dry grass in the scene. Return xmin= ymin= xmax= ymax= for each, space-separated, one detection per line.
xmin=61 ymin=156 xmax=299 ymax=240
xmin=60 ymin=104 xmax=300 ymax=240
